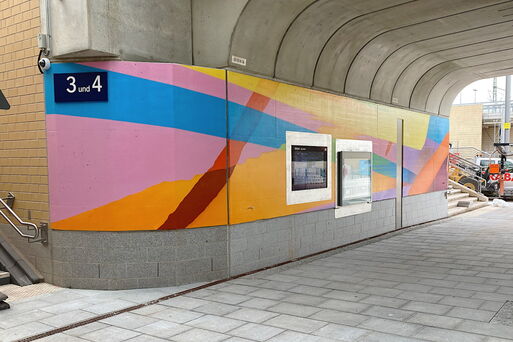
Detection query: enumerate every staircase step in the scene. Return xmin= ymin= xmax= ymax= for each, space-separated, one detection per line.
xmin=448 ymin=201 xmax=489 ymax=217
xmin=448 ymin=197 xmax=478 ymax=209
xmin=447 ymin=192 xmax=471 ymax=201
xmin=0 ymin=272 xmax=9 ymax=286
xmin=447 ymin=189 xmax=462 ymax=195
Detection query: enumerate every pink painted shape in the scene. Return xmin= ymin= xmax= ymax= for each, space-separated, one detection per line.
xmin=79 ymin=62 xmax=226 ymax=99
xmin=47 ymin=115 xmax=274 ymax=222
xmin=238 ymin=143 xmax=275 ymax=164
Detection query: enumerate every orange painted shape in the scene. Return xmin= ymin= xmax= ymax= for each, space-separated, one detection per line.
xmin=408 ymin=134 xmax=449 ymax=195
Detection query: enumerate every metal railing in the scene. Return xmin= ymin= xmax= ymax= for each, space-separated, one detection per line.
xmin=448 ymin=153 xmax=487 ymax=192
xmin=0 ymin=193 xmax=45 ymax=243
xmin=450 ymin=147 xmax=494 ymax=159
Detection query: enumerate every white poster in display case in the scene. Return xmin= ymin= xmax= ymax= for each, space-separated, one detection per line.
xmin=286 ymin=132 xmax=332 ymax=205
xmin=335 ymin=139 xmax=373 ymax=218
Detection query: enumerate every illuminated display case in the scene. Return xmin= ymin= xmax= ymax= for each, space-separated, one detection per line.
xmin=286 ymin=132 xmax=332 ymax=205
xmin=291 ymin=145 xmax=328 ymax=191
xmin=335 ymin=140 xmax=372 ymax=218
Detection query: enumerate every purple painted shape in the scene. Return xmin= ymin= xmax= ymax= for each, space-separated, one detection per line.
xmin=372 ymin=188 xmax=396 ymax=201
xmin=79 ymin=62 xmax=226 ymax=99
xmin=362 ymin=135 xmax=440 ymax=174
xmin=47 ymin=115 xmax=274 ymax=222
xmin=433 ymin=157 xmax=449 ymax=191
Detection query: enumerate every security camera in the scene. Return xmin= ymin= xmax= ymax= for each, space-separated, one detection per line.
xmin=38 ymin=58 xmax=51 ymax=71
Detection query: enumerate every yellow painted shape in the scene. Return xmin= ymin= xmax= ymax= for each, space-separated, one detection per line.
xmin=229 ymin=148 xmax=332 ymax=224
xmin=377 ymin=105 xmax=429 ymax=150
xmin=181 ymin=65 xmax=226 ymax=80
xmin=52 ymin=175 xmax=227 ymax=231
xmin=372 ymin=172 xmax=396 ymax=193
xmin=228 ymin=71 xmax=378 ymax=138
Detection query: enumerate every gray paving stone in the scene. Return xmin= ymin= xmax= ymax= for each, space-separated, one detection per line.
xmin=230 ymin=322 xmax=284 ymax=341
xmin=126 ymin=335 xmax=169 ymax=342
xmin=0 ymin=322 xmax=54 ymax=342
xmin=289 ymin=285 xmax=331 ymax=296
xmin=413 ymin=326 xmax=486 ymax=342
xmin=318 ymin=299 xmax=370 ymax=313
xmin=99 ymin=312 xmax=158 ymax=330
xmin=82 ymin=326 xmax=141 ymax=342
xmin=65 ymin=322 xmax=109 ymax=337
xmin=186 ymin=314 xmax=246 ymax=333
xmin=358 ymin=317 xmax=423 ymax=336
xmin=38 ymin=333 xmax=88 ymax=341
xmin=398 ymin=291 xmax=444 ymax=303
xmin=204 ymin=292 xmax=251 ymax=305
xmin=323 ymin=290 xmax=368 ymax=302
xmin=171 ymin=327 xmax=228 ymax=342
xmin=438 ymin=296 xmax=484 ymax=309
xmin=359 ymin=286 xmax=403 ymax=298
xmin=160 ymin=296 xmax=208 ymax=310
xmin=149 ymin=307 xmax=204 ymax=324
xmin=131 ymin=304 xmax=168 ymax=316
xmin=313 ymin=323 xmax=368 ymax=341
xmin=267 ymin=330 xmax=338 ymax=342
xmin=225 ymin=308 xmax=279 ymax=323
xmin=401 ymin=301 xmax=451 ymax=315
xmin=359 ymin=295 xmax=408 ymax=309
xmin=456 ymin=320 xmax=513 ymax=340
xmin=268 ymin=302 xmax=322 ymax=317
xmin=283 ymin=294 xmax=328 ymax=306
xmin=40 ymin=310 xmax=97 ymax=328
xmin=309 ymin=309 xmax=369 ymax=326
xmin=264 ymin=314 xmax=328 ymax=333
xmin=362 ymin=305 xmax=414 ymax=321
xmin=239 ymin=297 xmax=280 ymax=309
xmin=407 ymin=313 xmax=463 ymax=329
xmin=446 ymin=307 xmax=496 ymax=322
xmin=357 ymin=332 xmax=427 ymax=342
xmin=0 ymin=309 xmax=54 ymax=329
xmin=81 ymin=299 xmax=135 ymax=315
xmin=135 ymin=320 xmax=192 ymax=338
xmin=192 ymin=301 xmax=239 ymax=316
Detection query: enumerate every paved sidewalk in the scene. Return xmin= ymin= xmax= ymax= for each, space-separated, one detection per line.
xmin=3 ymin=206 xmax=513 ymax=341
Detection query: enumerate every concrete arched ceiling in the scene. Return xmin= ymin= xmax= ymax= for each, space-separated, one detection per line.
xmin=226 ymin=0 xmax=513 ymax=116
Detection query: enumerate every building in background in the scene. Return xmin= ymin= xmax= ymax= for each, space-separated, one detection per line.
xmin=450 ymin=102 xmax=513 ymax=158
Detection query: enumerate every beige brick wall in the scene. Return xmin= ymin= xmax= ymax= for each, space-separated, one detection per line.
xmin=0 ymin=0 xmax=48 ymax=223
xmin=449 ymin=104 xmax=483 ymax=159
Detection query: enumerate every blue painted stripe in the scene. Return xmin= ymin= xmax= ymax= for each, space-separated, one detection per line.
xmin=373 ymin=154 xmax=416 ymax=184
xmin=228 ymin=102 xmax=314 ymax=148
xmin=426 ymin=115 xmax=449 ymax=144
xmin=44 ymin=63 xmax=313 ymax=148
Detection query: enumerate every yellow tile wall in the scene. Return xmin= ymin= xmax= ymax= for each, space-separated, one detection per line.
xmin=0 ymin=0 xmax=48 ymax=223
xmin=449 ymin=104 xmax=483 ymax=160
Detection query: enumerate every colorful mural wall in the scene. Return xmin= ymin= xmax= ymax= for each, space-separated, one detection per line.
xmin=44 ymin=62 xmax=449 ymax=231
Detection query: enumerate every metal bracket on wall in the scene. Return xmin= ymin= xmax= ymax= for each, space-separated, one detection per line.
xmin=2 ymin=192 xmax=14 ymax=209
xmin=28 ymin=223 xmax=48 ymax=245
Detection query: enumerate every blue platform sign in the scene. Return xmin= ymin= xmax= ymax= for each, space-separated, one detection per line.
xmin=54 ymin=72 xmax=108 ymax=103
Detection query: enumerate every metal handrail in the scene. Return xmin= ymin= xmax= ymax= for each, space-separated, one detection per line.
xmin=450 ymin=147 xmax=495 ymax=159
xmin=0 ymin=193 xmax=39 ymax=240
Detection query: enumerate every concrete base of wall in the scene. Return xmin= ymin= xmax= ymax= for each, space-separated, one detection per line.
xmin=0 ymin=191 xmax=447 ymax=290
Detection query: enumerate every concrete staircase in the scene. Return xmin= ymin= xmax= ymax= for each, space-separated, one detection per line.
xmin=448 ymin=180 xmax=489 ymax=216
